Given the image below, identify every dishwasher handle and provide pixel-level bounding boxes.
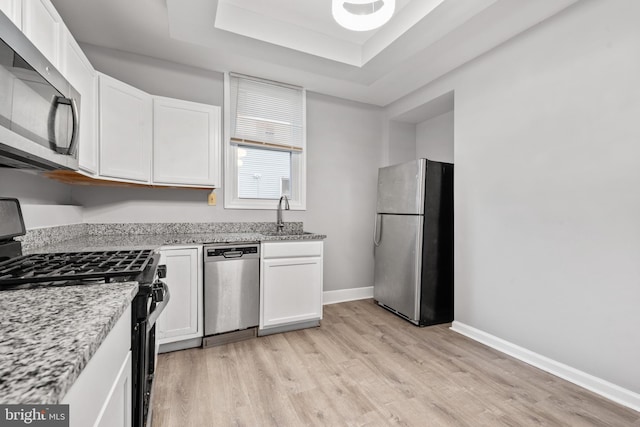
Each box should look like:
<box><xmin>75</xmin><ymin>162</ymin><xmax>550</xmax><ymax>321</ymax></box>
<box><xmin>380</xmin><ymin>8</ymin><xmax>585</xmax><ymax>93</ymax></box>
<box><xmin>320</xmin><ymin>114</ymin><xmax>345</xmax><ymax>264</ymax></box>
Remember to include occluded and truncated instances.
<box><xmin>223</xmin><ymin>251</ymin><xmax>243</xmax><ymax>258</ymax></box>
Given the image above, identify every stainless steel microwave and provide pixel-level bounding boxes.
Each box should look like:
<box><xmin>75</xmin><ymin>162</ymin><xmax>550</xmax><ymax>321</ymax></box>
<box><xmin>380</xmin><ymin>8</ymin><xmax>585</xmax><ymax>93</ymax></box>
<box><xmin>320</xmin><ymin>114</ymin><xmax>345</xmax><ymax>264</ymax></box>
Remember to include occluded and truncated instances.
<box><xmin>0</xmin><ymin>11</ymin><xmax>80</xmax><ymax>170</ymax></box>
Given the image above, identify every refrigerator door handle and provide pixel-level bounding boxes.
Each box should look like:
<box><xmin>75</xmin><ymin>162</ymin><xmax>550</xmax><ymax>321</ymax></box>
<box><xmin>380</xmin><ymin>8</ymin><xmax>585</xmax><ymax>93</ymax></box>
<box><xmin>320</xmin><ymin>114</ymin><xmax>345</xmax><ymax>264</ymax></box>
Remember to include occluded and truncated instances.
<box><xmin>373</xmin><ymin>214</ymin><xmax>382</xmax><ymax>247</ymax></box>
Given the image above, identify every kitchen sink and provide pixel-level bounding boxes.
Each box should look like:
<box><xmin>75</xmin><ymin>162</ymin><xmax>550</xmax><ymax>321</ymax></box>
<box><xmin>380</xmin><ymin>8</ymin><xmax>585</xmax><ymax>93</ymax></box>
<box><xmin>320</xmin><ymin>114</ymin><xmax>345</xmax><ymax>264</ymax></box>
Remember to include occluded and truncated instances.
<box><xmin>261</xmin><ymin>231</ymin><xmax>314</xmax><ymax>237</ymax></box>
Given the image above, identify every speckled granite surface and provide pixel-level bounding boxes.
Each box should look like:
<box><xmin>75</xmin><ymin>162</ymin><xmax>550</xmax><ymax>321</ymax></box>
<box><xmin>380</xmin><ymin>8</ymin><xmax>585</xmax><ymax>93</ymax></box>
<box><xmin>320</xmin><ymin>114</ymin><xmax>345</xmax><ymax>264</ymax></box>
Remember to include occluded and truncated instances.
<box><xmin>0</xmin><ymin>282</ymin><xmax>138</xmax><ymax>404</ymax></box>
<box><xmin>18</xmin><ymin>223</ymin><xmax>88</xmax><ymax>252</ymax></box>
<box><xmin>88</xmin><ymin>222</ymin><xmax>304</xmax><ymax>235</ymax></box>
<box><xmin>27</xmin><ymin>231</ymin><xmax>326</xmax><ymax>254</ymax></box>
<box><xmin>24</xmin><ymin>223</ymin><xmax>325</xmax><ymax>254</ymax></box>
<box><xmin>19</xmin><ymin>222</ymin><xmax>323</xmax><ymax>253</ymax></box>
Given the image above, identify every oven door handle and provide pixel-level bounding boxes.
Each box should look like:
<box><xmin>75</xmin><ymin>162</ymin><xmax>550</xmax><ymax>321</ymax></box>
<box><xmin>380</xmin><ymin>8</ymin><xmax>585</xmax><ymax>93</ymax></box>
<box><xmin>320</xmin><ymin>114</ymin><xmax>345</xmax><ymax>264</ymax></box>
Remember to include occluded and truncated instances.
<box><xmin>146</xmin><ymin>281</ymin><xmax>170</xmax><ymax>332</ymax></box>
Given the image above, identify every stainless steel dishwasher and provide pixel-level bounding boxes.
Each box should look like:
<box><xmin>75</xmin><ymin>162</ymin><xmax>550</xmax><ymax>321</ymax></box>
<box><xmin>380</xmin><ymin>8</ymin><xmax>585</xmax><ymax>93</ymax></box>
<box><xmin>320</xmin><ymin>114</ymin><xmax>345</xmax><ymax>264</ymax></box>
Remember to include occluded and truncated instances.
<box><xmin>203</xmin><ymin>243</ymin><xmax>260</xmax><ymax>347</ymax></box>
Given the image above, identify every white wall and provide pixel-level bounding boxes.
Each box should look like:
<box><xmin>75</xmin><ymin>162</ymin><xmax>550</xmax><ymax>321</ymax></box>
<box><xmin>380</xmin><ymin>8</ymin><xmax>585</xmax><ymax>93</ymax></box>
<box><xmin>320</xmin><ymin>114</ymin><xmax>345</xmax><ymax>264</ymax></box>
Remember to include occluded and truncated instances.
<box><xmin>81</xmin><ymin>43</ymin><xmax>224</xmax><ymax>106</ymax></box>
<box><xmin>72</xmin><ymin>46</ymin><xmax>383</xmax><ymax>292</ymax></box>
<box><xmin>305</xmin><ymin>93</ymin><xmax>382</xmax><ymax>292</ymax></box>
<box><xmin>386</xmin><ymin>120</ymin><xmax>416</xmax><ymax>166</ymax></box>
<box><xmin>388</xmin><ymin>0</ymin><xmax>640</xmax><ymax>397</ymax></box>
<box><xmin>0</xmin><ymin>169</ymin><xmax>82</xmax><ymax>229</ymax></box>
<box><xmin>416</xmin><ymin>110</ymin><xmax>454</xmax><ymax>163</ymax></box>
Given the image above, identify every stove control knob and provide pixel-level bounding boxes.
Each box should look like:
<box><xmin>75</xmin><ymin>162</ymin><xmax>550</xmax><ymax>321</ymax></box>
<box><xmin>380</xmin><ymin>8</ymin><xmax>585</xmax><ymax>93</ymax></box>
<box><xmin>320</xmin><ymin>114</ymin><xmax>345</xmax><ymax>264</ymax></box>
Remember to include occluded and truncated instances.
<box><xmin>153</xmin><ymin>287</ymin><xmax>164</xmax><ymax>302</ymax></box>
<box><xmin>157</xmin><ymin>265</ymin><xmax>167</xmax><ymax>279</ymax></box>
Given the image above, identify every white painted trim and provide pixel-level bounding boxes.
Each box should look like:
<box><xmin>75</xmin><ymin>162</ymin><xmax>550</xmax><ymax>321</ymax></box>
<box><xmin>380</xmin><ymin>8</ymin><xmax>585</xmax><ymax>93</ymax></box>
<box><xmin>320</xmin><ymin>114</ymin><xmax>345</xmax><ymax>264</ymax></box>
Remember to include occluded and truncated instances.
<box><xmin>451</xmin><ymin>321</ymin><xmax>640</xmax><ymax>412</ymax></box>
<box><xmin>323</xmin><ymin>286</ymin><xmax>373</xmax><ymax>305</ymax></box>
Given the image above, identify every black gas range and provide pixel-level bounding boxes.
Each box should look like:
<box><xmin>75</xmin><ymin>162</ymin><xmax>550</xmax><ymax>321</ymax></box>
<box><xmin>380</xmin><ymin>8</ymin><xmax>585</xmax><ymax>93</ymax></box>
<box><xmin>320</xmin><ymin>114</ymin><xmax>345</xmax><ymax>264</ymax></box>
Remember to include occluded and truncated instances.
<box><xmin>0</xmin><ymin>249</ymin><xmax>157</xmax><ymax>287</ymax></box>
<box><xmin>0</xmin><ymin>198</ymin><xmax>169</xmax><ymax>427</ymax></box>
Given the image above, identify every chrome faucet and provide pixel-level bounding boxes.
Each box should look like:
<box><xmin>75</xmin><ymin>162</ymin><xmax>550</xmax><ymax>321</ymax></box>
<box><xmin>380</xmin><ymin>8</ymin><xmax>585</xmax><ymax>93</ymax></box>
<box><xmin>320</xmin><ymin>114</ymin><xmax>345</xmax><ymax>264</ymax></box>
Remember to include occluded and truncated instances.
<box><xmin>276</xmin><ymin>195</ymin><xmax>290</xmax><ymax>232</ymax></box>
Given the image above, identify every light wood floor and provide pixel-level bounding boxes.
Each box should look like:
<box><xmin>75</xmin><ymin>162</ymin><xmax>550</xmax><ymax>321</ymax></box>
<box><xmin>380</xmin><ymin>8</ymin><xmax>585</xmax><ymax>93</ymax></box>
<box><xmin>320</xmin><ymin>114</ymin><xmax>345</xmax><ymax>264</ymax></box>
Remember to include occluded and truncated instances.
<box><xmin>153</xmin><ymin>299</ymin><xmax>639</xmax><ymax>426</ymax></box>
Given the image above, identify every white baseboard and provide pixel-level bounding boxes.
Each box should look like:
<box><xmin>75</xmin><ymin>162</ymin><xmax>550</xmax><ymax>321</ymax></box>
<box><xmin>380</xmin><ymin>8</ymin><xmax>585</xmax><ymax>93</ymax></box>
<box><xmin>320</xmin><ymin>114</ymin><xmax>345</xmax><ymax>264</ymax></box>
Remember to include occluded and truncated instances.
<box><xmin>323</xmin><ymin>286</ymin><xmax>373</xmax><ymax>305</ymax></box>
<box><xmin>451</xmin><ymin>321</ymin><xmax>640</xmax><ymax>412</ymax></box>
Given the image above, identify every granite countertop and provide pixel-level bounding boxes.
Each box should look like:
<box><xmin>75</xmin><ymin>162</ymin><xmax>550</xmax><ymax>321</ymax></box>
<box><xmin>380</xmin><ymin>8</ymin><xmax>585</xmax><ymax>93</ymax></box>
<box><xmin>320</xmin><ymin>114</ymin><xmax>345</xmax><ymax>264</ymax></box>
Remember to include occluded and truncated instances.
<box><xmin>27</xmin><ymin>231</ymin><xmax>327</xmax><ymax>254</ymax></box>
<box><xmin>3</xmin><ymin>222</ymin><xmax>325</xmax><ymax>404</ymax></box>
<box><xmin>0</xmin><ymin>282</ymin><xmax>138</xmax><ymax>404</ymax></box>
<box><xmin>18</xmin><ymin>222</ymin><xmax>326</xmax><ymax>254</ymax></box>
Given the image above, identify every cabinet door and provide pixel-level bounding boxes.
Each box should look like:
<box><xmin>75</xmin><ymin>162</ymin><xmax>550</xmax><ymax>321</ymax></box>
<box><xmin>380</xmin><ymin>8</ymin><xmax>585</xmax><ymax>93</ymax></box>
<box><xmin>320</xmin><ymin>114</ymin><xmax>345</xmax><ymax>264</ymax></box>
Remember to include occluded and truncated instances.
<box><xmin>261</xmin><ymin>257</ymin><xmax>323</xmax><ymax>328</ymax></box>
<box><xmin>62</xmin><ymin>306</ymin><xmax>131</xmax><ymax>427</ymax></box>
<box><xmin>157</xmin><ymin>248</ymin><xmax>201</xmax><ymax>343</ymax></box>
<box><xmin>96</xmin><ymin>352</ymin><xmax>132</xmax><ymax>427</ymax></box>
<box><xmin>61</xmin><ymin>27</ymin><xmax>98</xmax><ymax>174</ymax></box>
<box><xmin>153</xmin><ymin>97</ymin><xmax>220</xmax><ymax>187</ymax></box>
<box><xmin>0</xmin><ymin>0</ymin><xmax>21</xmax><ymax>28</ymax></box>
<box><xmin>21</xmin><ymin>0</ymin><xmax>61</xmax><ymax>67</ymax></box>
<box><xmin>99</xmin><ymin>73</ymin><xmax>152</xmax><ymax>182</ymax></box>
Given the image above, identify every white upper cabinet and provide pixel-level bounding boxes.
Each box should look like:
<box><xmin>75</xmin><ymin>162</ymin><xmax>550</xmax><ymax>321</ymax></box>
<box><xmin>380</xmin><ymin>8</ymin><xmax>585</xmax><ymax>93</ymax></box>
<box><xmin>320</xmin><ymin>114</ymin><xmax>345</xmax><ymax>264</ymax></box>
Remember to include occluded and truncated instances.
<box><xmin>9</xmin><ymin>0</ymin><xmax>222</xmax><ymax>186</ymax></box>
<box><xmin>21</xmin><ymin>0</ymin><xmax>62</xmax><ymax>67</ymax></box>
<box><xmin>0</xmin><ymin>0</ymin><xmax>21</xmax><ymax>29</ymax></box>
<box><xmin>61</xmin><ymin>27</ymin><xmax>98</xmax><ymax>175</ymax></box>
<box><xmin>98</xmin><ymin>72</ymin><xmax>152</xmax><ymax>183</ymax></box>
<box><xmin>153</xmin><ymin>97</ymin><xmax>221</xmax><ymax>187</ymax></box>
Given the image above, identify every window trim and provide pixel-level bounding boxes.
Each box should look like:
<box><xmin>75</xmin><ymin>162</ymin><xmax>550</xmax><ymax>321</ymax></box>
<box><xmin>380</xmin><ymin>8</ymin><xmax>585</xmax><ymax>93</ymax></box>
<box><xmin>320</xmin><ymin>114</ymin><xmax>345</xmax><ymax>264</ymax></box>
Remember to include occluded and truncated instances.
<box><xmin>223</xmin><ymin>72</ymin><xmax>306</xmax><ymax>210</ymax></box>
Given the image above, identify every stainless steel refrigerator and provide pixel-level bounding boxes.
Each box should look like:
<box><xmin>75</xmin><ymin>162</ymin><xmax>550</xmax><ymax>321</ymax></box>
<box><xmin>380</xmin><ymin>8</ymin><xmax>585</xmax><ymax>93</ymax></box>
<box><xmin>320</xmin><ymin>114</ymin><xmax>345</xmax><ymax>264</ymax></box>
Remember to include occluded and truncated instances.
<box><xmin>373</xmin><ymin>158</ymin><xmax>454</xmax><ymax>326</ymax></box>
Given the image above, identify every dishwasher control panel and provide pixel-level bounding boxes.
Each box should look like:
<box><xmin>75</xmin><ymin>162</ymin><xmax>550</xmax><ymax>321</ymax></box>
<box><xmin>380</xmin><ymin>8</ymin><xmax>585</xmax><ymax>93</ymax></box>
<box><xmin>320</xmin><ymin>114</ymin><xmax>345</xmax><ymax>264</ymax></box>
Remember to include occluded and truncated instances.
<box><xmin>204</xmin><ymin>244</ymin><xmax>260</xmax><ymax>260</ymax></box>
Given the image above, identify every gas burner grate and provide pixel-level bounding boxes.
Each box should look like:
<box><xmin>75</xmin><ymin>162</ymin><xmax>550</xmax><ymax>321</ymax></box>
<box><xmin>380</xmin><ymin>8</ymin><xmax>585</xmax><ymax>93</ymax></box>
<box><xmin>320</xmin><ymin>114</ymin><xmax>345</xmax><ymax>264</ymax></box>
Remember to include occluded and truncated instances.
<box><xmin>0</xmin><ymin>249</ymin><xmax>155</xmax><ymax>286</ymax></box>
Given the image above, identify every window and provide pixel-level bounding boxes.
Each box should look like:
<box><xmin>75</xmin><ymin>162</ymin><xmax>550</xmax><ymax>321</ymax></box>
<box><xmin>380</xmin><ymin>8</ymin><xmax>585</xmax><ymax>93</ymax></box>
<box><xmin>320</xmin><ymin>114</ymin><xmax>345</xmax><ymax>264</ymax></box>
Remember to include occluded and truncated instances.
<box><xmin>224</xmin><ymin>73</ymin><xmax>306</xmax><ymax>209</ymax></box>
<box><xmin>237</xmin><ymin>146</ymin><xmax>291</xmax><ymax>199</ymax></box>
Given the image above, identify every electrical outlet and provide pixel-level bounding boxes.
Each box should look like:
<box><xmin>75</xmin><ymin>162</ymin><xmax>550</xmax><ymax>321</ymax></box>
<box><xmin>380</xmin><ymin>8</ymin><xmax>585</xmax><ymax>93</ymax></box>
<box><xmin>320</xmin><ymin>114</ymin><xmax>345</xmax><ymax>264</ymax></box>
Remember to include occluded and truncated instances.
<box><xmin>207</xmin><ymin>191</ymin><xmax>216</xmax><ymax>206</ymax></box>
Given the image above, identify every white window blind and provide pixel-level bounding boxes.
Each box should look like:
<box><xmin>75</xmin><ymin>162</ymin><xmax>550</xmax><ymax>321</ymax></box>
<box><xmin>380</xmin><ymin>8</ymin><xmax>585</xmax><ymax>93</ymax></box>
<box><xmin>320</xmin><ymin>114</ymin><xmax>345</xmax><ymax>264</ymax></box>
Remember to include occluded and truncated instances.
<box><xmin>230</xmin><ymin>74</ymin><xmax>304</xmax><ymax>152</ymax></box>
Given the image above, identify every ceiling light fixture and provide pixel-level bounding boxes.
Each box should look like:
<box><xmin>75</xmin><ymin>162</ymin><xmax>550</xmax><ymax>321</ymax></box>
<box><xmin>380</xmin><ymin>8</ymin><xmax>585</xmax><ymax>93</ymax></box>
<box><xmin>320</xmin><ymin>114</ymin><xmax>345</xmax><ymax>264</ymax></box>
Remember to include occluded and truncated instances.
<box><xmin>332</xmin><ymin>0</ymin><xmax>396</xmax><ymax>32</ymax></box>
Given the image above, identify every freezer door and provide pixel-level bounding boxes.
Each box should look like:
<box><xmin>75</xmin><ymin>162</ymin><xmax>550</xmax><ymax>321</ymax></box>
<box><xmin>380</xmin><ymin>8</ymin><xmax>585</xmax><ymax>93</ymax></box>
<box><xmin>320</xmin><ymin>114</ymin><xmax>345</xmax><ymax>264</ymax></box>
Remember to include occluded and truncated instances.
<box><xmin>376</xmin><ymin>159</ymin><xmax>426</xmax><ymax>214</ymax></box>
<box><xmin>373</xmin><ymin>214</ymin><xmax>423</xmax><ymax>323</ymax></box>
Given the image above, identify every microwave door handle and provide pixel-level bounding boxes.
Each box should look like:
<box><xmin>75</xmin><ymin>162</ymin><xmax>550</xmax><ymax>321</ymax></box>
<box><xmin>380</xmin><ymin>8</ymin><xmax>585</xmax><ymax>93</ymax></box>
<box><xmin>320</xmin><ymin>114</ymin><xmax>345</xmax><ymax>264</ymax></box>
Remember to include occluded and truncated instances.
<box><xmin>67</xmin><ymin>97</ymin><xmax>79</xmax><ymax>156</ymax></box>
<box><xmin>49</xmin><ymin>96</ymin><xmax>79</xmax><ymax>155</ymax></box>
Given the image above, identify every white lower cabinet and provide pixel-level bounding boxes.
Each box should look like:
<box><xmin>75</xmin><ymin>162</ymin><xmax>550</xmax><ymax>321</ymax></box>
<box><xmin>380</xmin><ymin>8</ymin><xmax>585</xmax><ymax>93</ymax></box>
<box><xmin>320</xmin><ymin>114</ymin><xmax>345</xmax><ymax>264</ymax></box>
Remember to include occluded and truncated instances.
<box><xmin>260</xmin><ymin>241</ymin><xmax>323</xmax><ymax>332</ymax></box>
<box><xmin>62</xmin><ymin>306</ymin><xmax>131</xmax><ymax>427</ymax></box>
<box><xmin>157</xmin><ymin>247</ymin><xmax>202</xmax><ymax>346</ymax></box>
<box><xmin>96</xmin><ymin>352</ymin><xmax>132</xmax><ymax>427</ymax></box>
